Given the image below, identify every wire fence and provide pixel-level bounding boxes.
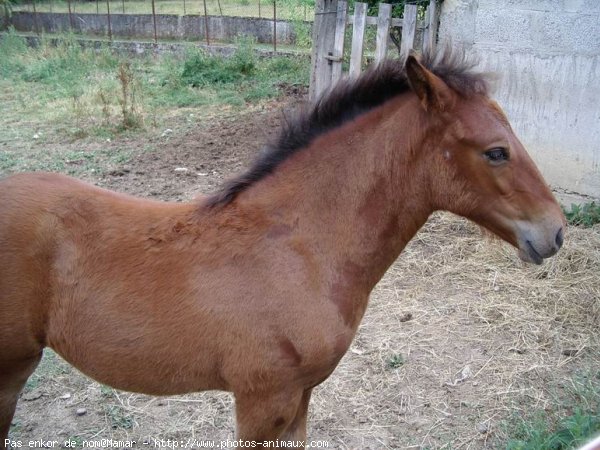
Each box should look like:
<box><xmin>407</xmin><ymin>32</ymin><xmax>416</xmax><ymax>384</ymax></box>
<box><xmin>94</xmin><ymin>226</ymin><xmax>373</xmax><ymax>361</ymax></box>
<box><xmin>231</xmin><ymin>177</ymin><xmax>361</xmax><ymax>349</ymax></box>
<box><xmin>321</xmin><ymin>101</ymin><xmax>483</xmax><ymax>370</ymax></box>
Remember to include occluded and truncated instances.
<box><xmin>12</xmin><ymin>0</ymin><xmax>432</xmax><ymax>53</ymax></box>
<box><xmin>14</xmin><ymin>0</ymin><xmax>315</xmax><ymax>51</ymax></box>
<box><xmin>16</xmin><ymin>0</ymin><xmax>314</xmax><ymax>20</ymax></box>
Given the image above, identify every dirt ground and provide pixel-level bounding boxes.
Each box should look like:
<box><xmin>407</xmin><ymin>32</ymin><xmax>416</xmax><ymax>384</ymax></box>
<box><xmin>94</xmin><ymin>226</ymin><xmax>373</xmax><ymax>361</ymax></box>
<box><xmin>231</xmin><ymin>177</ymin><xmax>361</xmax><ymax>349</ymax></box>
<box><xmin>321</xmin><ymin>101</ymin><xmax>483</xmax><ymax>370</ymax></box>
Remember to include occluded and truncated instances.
<box><xmin>6</xmin><ymin>96</ymin><xmax>600</xmax><ymax>450</ymax></box>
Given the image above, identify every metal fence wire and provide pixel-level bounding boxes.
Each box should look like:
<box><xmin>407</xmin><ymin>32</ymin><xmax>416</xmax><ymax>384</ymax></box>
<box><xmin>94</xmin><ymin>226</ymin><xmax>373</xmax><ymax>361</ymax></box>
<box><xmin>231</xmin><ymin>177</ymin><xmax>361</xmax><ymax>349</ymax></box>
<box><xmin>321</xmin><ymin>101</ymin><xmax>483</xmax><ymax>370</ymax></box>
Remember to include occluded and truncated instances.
<box><xmin>19</xmin><ymin>0</ymin><xmax>317</xmax><ymax>51</ymax></box>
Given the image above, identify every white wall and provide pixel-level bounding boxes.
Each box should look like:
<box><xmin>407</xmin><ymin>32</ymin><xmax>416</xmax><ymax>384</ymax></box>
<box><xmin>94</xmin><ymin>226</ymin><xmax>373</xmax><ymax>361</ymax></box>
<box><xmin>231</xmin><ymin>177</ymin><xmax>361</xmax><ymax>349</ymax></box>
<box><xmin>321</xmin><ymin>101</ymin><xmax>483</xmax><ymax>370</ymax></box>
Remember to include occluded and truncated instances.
<box><xmin>439</xmin><ymin>0</ymin><xmax>600</xmax><ymax>199</ymax></box>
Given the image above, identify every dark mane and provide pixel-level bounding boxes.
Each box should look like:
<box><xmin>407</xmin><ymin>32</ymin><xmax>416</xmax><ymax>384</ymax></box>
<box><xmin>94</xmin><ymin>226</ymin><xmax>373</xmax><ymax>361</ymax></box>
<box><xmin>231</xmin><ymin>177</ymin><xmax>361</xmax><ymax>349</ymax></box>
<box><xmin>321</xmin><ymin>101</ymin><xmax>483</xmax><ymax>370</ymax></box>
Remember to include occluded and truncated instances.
<box><xmin>206</xmin><ymin>48</ymin><xmax>489</xmax><ymax>207</ymax></box>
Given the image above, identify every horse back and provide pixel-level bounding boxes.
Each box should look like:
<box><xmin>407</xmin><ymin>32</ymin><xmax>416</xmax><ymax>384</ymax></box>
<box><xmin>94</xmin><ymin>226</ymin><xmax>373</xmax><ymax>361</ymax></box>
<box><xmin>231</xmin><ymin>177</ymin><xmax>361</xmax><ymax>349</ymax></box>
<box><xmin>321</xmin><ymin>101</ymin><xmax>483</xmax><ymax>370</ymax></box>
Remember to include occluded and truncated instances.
<box><xmin>0</xmin><ymin>172</ymin><xmax>185</xmax><ymax>359</ymax></box>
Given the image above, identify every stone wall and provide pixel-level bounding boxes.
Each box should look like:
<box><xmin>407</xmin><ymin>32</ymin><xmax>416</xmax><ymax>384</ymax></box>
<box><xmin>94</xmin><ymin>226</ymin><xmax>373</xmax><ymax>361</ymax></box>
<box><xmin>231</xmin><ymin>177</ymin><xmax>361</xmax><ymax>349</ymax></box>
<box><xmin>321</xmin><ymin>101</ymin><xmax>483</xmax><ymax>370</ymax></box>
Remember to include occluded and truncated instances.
<box><xmin>13</xmin><ymin>34</ymin><xmax>303</xmax><ymax>58</ymax></box>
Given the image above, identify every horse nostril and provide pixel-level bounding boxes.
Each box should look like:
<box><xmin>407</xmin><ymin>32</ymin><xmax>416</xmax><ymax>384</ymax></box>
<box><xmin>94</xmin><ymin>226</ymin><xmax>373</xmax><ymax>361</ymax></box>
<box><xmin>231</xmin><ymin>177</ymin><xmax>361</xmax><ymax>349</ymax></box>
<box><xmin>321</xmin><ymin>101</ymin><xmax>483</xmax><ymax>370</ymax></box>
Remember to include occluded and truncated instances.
<box><xmin>555</xmin><ymin>228</ymin><xmax>564</xmax><ymax>249</ymax></box>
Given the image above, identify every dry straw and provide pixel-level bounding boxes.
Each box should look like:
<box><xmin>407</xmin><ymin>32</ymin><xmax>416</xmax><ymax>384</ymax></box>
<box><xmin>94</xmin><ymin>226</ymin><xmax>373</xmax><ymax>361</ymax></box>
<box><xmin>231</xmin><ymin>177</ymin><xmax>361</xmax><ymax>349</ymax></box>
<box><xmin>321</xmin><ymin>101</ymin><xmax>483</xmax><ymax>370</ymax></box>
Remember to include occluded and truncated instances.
<box><xmin>310</xmin><ymin>212</ymin><xmax>600</xmax><ymax>448</ymax></box>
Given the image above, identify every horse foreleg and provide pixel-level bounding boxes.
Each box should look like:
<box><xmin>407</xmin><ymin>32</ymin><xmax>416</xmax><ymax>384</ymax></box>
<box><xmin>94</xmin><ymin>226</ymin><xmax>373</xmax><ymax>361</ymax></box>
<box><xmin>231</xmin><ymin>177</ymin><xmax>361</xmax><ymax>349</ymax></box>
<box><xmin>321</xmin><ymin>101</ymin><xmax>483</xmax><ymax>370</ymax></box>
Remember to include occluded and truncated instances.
<box><xmin>280</xmin><ymin>388</ymin><xmax>312</xmax><ymax>444</ymax></box>
<box><xmin>234</xmin><ymin>388</ymin><xmax>304</xmax><ymax>448</ymax></box>
<box><xmin>0</xmin><ymin>353</ymin><xmax>42</xmax><ymax>446</ymax></box>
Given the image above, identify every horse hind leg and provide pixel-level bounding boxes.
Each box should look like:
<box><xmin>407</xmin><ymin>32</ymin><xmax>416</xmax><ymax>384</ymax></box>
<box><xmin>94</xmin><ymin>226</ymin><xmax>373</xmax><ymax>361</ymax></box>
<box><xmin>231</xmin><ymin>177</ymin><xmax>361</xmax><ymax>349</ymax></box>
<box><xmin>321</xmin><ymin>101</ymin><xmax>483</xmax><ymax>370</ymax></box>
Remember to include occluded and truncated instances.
<box><xmin>0</xmin><ymin>353</ymin><xmax>42</xmax><ymax>445</ymax></box>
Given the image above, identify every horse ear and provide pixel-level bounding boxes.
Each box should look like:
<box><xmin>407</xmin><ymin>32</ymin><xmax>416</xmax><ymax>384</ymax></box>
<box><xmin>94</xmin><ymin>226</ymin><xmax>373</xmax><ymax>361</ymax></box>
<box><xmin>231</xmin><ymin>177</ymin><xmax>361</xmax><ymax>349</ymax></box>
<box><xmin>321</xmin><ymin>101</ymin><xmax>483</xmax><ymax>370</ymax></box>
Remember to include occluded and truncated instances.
<box><xmin>405</xmin><ymin>53</ymin><xmax>455</xmax><ymax>112</ymax></box>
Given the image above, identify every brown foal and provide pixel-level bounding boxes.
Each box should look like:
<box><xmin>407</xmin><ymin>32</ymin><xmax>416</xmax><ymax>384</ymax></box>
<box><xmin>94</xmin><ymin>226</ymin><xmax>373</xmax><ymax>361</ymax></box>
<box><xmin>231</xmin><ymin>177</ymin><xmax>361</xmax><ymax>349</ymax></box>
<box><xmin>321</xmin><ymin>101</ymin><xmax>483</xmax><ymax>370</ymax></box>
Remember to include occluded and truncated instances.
<box><xmin>0</xmin><ymin>50</ymin><xmax>565</xmax><ymax>447</ymax></box>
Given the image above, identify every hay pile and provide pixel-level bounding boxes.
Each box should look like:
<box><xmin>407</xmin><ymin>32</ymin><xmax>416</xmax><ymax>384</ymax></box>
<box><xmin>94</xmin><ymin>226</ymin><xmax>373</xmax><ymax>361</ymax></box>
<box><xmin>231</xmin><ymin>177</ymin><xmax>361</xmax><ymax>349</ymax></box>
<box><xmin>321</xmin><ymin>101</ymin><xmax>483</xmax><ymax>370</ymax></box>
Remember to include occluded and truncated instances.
<box><xmin>310</xmin><ymin>212</ymin><xmax>600</xmax><ymax>449</ymax></box>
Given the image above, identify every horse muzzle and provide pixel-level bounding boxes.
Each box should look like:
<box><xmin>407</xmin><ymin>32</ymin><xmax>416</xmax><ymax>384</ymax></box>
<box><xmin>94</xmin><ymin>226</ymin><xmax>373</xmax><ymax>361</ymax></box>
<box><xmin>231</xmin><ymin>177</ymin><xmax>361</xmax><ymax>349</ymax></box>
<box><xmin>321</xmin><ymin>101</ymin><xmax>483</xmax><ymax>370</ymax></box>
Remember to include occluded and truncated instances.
<box><xmin>516</xmin><ymin>222</ymin><xmax>564</xmax><ymax>265</ymax></box>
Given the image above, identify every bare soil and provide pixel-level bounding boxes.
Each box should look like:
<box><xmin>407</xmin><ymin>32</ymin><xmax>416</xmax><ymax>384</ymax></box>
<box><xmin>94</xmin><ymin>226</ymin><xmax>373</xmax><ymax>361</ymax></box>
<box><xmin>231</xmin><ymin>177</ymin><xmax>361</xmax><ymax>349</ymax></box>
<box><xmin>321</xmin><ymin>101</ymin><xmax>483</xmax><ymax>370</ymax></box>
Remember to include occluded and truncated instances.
<box><xmin>7</xmin><ymin>98</ymin><xmax>600</xmax><ymax>450</ymax></box>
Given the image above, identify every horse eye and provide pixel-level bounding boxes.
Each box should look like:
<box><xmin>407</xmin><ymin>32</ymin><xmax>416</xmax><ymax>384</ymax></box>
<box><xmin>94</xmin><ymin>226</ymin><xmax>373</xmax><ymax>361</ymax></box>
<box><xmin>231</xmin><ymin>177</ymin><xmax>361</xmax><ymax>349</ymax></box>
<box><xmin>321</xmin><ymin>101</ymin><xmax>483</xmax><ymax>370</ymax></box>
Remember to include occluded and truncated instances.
<box><xmin>484</xmin><ymin>147</ymin><xmax>509</xmax><ymax>165</ymax></box>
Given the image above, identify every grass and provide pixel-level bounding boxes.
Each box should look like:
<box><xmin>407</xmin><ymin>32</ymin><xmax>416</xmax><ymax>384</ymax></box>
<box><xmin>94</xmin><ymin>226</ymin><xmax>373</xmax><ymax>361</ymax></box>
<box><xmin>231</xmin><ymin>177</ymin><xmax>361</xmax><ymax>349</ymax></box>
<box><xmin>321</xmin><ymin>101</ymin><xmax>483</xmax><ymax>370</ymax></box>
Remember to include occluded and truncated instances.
<box><xmin>506</xmin><ymin>410</ymin><xmax>600</xmax><ymax>450</ymax></box>
<box><xmin>0</xmin><ymin>30</ymin><xmax>308</xmax><ymax>174</ymax></box>
<box><xmin>105</xmin><ymin>405</ymin><xmax>135</xmax><ymax>429</ymax></box>
<box><xmin>503</xmin><ymin>371</ymin><xmax>600</xmax><ymax>449</ymax></box>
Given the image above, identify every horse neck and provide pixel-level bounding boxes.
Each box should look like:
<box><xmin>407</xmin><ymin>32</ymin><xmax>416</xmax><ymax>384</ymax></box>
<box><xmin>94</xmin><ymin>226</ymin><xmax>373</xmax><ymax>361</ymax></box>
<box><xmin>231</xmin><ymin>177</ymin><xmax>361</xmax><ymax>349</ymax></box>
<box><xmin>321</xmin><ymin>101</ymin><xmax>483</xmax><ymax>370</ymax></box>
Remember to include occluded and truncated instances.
<box><xmin>238</xmin><ymin>94</ymin><xmax>435</xmax><ymax>317</ymax></box>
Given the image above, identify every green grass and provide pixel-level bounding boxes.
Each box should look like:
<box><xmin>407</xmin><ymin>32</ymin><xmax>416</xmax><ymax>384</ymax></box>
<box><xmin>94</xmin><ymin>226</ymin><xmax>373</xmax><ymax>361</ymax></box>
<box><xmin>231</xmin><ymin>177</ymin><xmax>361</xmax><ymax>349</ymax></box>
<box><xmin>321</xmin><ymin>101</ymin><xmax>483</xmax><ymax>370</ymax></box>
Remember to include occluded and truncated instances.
<box><xmin>505</xmin><ymin>409</ymin><xmax>600</xmax><ymax>450</ymax></box>
<box><xmin>0</xmin><ymin>30</ymin><xmax>308</xmax><ymax>107</ymax></box>
<box><xmin>170</xmin><ymin>38</ymin><xmax>308</xmax><ymax>104</ymax></box>
<box><xmin>0</xmin><ymin>30</ymin><xmax>308</xmax><ymax>173</ymax></box>
<box><xmin>563</xmin><ymin>202</ymin><xmax>600</xmax><ymax>228</ymax></box>
<box><xmin>502</xmin><ymin>371</ymin><xmax>600</xmax><ymax>450</ymax></box>
<box><xmin>104</xmin><ymin>405</ymin><xmax>135</xmax><ymax>429</ymax></box>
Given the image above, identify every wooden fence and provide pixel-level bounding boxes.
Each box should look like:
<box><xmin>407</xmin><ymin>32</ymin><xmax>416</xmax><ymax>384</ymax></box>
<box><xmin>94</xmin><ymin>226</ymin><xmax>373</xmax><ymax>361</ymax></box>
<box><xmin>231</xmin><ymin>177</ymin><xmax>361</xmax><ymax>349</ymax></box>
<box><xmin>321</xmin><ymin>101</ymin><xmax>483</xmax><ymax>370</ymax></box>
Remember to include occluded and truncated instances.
<box><xmin>309</xmin><ymin>0</ymin><xmax>439</xmax><ymax>100</ymax></box>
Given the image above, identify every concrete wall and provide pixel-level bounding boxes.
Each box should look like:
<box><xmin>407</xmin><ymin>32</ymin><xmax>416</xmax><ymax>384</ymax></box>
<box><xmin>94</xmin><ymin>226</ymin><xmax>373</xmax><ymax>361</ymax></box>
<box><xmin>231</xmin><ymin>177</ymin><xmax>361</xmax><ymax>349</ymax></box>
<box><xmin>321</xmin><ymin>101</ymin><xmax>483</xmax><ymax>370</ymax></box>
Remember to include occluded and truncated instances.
<box><xmin>439</xmin><ymin>0</ymin><xmax>600</xmax><ymax>199</ymax></box>
<box><xmin>10</xmin><ymin>11</ymin><xmax>303</xmax><ymax>45</ymax></box>
<box><xmin>14</xmin><ymin>34</ymin><xmax>304</xmax><ymax>58</ymax></box>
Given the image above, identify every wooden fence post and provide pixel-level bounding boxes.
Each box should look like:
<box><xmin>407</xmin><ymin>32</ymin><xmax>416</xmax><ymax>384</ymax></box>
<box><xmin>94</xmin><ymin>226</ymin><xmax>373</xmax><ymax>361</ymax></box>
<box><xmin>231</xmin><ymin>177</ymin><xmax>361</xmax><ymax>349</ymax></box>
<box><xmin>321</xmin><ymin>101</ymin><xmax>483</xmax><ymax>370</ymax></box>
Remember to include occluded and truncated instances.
<box><xmin>423</xmin><ymin>0</ymin><xmax>438</xmax><ymax>55</ymax></box>
<box><xmin>32</xmin><ymin>0</ymin><xmax>40</xmax><ymax>35</ymax></box>
<box><xmin>375</xmin><ymin>2</ymin><xmax>391</xmax><ymax>64</ymax></box>
<box><xmin>310</xmin><ymin>0</ymin><xmax>428</xmax><ymax>96</ymax></box>
<box><xmin>330</xmin><ymin>0</ymin><xmax>347</xmax><ymax>86</ymax></box>
<box><xmin>106</xmin><ymin>0</ymin><xmax>112</xmax><ymax>40</ymax></box>
<box><xmin>202</xmin><ymin>0</ymin><xmax>210</xmax><ymax>45</ymax></box>
<box><xmin>348</xmin><ymin>2</ymin><xmax>367</xmax><ymax>78</ymax></box>
<box><xmin>309</xmin><ymin>0</ymin><xmax>338</xmax><ymax>101</ymax></box>
<box><xmin>67</xmin><ymin>0</ymin><xmax>73</xmax><ymax>30</ymax></box>
<box><xmin>399</xmin><ymin>3</ymin><xmax>417</xmax><ymax>61</ymax></box>
<box><xmin>151</xmin><ymin>0</ymin><xmax>158</xmax><ymax>43</ymax></box>
<box><xmin>273</xmin><ymin>0</ymin><xmax>276</xmax><ymax>52</ymax></box>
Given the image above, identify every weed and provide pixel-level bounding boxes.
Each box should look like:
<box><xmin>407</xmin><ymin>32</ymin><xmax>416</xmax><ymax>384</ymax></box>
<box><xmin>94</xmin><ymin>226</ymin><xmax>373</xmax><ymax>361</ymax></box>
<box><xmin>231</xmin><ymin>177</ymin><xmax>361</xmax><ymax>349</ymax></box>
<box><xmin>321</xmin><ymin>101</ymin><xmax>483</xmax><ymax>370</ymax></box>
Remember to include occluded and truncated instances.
<box><xmin>97</xmin><ymin>89</ymin><xmax>111</xmax><ymax>125</ymax></box>
<box><xmin>105</xmin><ymin>405</ymin><xmax>134</xmax><ymax>430</ymax></box>
<box><xmin>387</xmin><ymin>353</ymin><xmax>405</xmax><ymax>369</ymax></box>
<box><xmin>181</xmin><ymin>42</ymin><xmax>257</xmax><ymax>87</ymax></box>
<box><xmin>117</xmin><ymin>62</ymin><xmax>143</xmax><ymax>130</ymax></box>
<box><xmin>229</xmin><ymin>37</ymin><xmax>257</xmax><ymax>75</ymax></box>
<box><xmin>100</xmin><ymin>385</ymin><xmax>115</xmax><ymax>398</ymax></box>
<box><xmin>71</xmin><ymin>93</ymin><xmax>89</xmax><ymax>138</ymax></box>
<box><xmin>563</xmin><ymin>202</ymin><xmax>600</xmax><ymax>227</ymax></box>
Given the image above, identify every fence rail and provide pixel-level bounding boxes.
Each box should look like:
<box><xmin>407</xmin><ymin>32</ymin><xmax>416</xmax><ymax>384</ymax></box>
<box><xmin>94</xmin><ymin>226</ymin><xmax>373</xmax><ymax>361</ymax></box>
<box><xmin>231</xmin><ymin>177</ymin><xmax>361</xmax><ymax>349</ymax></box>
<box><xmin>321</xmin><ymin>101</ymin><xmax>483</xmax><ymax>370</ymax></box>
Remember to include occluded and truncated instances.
<box><xmin>309</xmin><ymin>0</ymin><xmax>439</xmax><ymax>100</ymax></box>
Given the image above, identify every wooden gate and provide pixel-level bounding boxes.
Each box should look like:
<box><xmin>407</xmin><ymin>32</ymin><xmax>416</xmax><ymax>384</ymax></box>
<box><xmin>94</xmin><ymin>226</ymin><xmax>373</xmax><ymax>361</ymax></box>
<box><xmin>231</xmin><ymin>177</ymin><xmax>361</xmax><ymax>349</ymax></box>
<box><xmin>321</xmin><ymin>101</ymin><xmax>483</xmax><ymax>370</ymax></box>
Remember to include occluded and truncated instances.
<box><xmin>309</xmin><ymin>0</ymin><xmax>439</xmax><ymax>100</ymax></box>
